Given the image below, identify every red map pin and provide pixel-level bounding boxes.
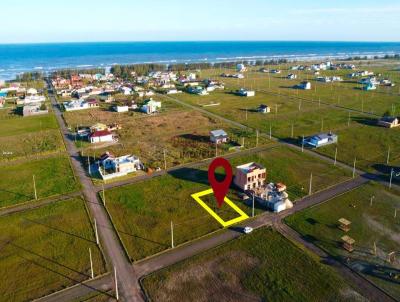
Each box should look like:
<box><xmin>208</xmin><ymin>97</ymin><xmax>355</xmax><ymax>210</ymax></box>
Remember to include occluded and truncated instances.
<box><xmin>208</xmin><ymin>157</ymin><xmax>233</xmax><ymax>208</ymax></box>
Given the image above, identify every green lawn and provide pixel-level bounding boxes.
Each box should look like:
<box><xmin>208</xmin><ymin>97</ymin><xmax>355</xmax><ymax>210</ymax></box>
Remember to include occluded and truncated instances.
<box><xmin>0</xmin><ymin>198</ymin><xmax>106</xmax><ymax>302</ymax></box>
<box><xmin>142</xmin><ymin>227</ymin><xmax>363</xmax><ymax>302</ymax></box>
<box><xmin>0</xmin><ymin>113</ymin><xmax>59</xmax><ymax>137</ymax></box>
<box><xmin>104</xmin><ymin>146</ymin><xmax>351</xmax><ymax>261</ymax></box>
<box><xmin>285</xmin><ymin>182</ymin><xmax>400</xmax><ymax>298</ymax></box>
<box><xmin>0</xmin><ymin>155</ymin><xmax>79</xmax><ymax>208</ymax></box>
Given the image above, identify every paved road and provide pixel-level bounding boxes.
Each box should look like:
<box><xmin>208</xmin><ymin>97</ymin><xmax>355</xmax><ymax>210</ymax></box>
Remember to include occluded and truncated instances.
<box><xmin>48</xmin><ymin>84</ymin><xmax>145</xmax><ymax>302</ymax></box>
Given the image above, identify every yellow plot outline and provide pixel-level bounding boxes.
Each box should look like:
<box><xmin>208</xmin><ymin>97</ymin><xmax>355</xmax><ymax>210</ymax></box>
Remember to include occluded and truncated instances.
<box><xmin>191</xmin><ymin>189</ymin><xmax>249</xmax><ymax>227</ymax></box>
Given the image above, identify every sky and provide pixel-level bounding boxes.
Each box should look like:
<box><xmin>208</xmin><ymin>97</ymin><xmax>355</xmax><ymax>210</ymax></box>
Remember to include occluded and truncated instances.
<box><xmin>1</xmin><ymin>0</ymin><xmax>399</xmax><ymax>43</ymax></box>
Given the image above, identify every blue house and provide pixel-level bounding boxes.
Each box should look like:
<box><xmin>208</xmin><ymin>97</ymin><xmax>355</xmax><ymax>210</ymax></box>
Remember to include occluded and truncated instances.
<box><xmin>0</xmin><ymin>92</ymin><xmax>7</xmax><ymax>98</ymax></box>
<box><xmin>304</xmin><ymin>132</ymin><xmax>338</xmax><ymax>148</ymax></box>
<box><xmin>363</xmin><ymin>83</ymin><xmax>376</xmax><ymax>91</ymax></box>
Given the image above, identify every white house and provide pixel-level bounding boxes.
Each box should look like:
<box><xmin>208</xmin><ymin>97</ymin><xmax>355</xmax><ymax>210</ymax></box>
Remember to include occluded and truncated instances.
<box><xmin>120</xmin><ymin>86</ymin><xmax>132</xmax><ymax>95</ymax></box>
<box><xmin>141</xmin><ymin>99</ymin><xmax>161</xmax><ymax>114</ymax></box>
<box><xmin>287</xmin><ymin>74</ymin><xmax>297</xmax><ymax>80</ymax></box>
<box><xmin>237</xmin><ymin>88</ymin><xmax>255</xmax><ymax>97</ymax></box>
<box><xmin>89</xmin><ymin>130</ymin><xmax>115</xmax><ymax>144</ymax></box>
<box><xmin>166</xmin><ymin>89</ymin><xmax>181</xmax><ymax>95</ymax></box>
<box><xmin>237</xmin><ymin>64</ymin><xmax>247</xmax><ymax>72</ymax></box>
<box><xmin>114</xmin><ymin>105</ymin><xmax>129</xmax><ymax>113</ymax></box>
<box><xmin>304</xmin><ymin>132</ymin><xmax>338</xmax><ymax>148</ymax></box>
<box><xmin>258</xmin><ymin>104</ymin><xmax>271</xmax><ymax>113</ymax></box>
<box><xmin>210</xmin><ymin>129</ymin><xmax>228</xmax><ymax>144</ymax></box>
<box><xmin>98</xmin><ymin>152</ymin><xmax>143</xmax><ymax>180</ymax></box>
<box><xmin>298</xmin><ymin>81</ymin><xmax>311</xmax><ymax>90</ymax></box>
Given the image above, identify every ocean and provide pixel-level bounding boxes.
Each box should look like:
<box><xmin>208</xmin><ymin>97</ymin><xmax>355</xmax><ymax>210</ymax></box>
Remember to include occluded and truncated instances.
<box><xmin>0</xmin><ymin>41</ymin><xmax>399</xmax><ymax>80</ymax></box>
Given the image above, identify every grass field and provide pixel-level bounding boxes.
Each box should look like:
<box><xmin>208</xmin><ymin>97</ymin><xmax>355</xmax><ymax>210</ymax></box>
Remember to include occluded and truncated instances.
<box><xmin>285</xmin><ymin>182</ymin><xmax>400</xmax><ymax>298</ymax></box>
<box><xmin>142</xmin><ymin>227</ymin><xmax>363</xmax><ymax>302</ymax></box>
<box><xmin>0</xmin><ymin>197</ymin><xmax>106</xmax><ymax>302</ymax></box>
<box><xmin>104</xmin><ymin>145</ymin><xmax>351</xmax><ymax>261</ymax></box>
<box><xmin>167</xmin><ymin>64</ymin><xmax>400</xmax><ymax>179</ymax></box>
<box><xmin>0</xmin><ymin>155</ymin><xmax>79</xmax><ymax>208</ymax></box>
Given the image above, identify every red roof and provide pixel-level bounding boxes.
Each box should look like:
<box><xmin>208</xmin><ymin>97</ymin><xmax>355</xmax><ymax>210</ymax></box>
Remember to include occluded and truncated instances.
<box><xmin>90</xmin><ymin>130</ymin><xmax>112</xmax><ymax>138</ymax></box>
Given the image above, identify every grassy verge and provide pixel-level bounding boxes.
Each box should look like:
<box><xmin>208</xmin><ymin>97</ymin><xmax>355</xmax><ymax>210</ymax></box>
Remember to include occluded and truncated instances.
<box><xmin>285</xmin><ymin>182</ymin><xmax>400</xmax><ymax>298</ymax></box>
<box><xmin>142</xmin><ymin>227</ymin><xmax>363</xmax><ymax>302</ymax></box>
<box><xmin>0</xmin><ymin>155</ymin><xmax>80</xmax><ymax>208</ymax></box>
<box><xmin>0</xmin><ymin>197</ymin><xmax>106</xmax><ymax>302</ymax></box>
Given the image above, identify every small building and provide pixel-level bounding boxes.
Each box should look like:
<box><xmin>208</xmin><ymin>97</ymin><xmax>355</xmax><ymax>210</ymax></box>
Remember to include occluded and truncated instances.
<box><xmin>234</xmin><ymin>162</ymin><xmax>267</xmax><ymax>191</ymax></box>
<box><xmin>298</xmin><ymin>81</ymin><xmax>311</xmax><ymax>90</ymax></box>
<box><xmin>338</xmin><ymin>218</ymin><xmax>351</xmax><ymax>232</ymax></box>
<box><xmin>258</xmin><ymin>104</ymin><xmax>271</xmax><ymax>113</ymax></box>
<box><xmin>141</xmin><ymin>99</ymin><xmax>161</xmax><ymax>114</ymax></box>
<box><xmin>363</xmin><ymin>83</ymin><xmax>376</xmax><ymax>91</ymax></box>
<box><xmin>341</xmin><ymin>235</ymin><xmax>355</xmax><ymax>252</ymax></box>
<box><xmin>304</xmin><ymin>132</ymin><xmax>338</xmax><ymax>148</ymax></box>
<box><xmin>89</xmin><ymin>130</ymin><xmax>115</xmax><ymax>144</ymax></box>
<box><xmin>114</xmin><ymin>105</ymin><xmax>129</xmax><ymax>113</ymax></box>
<box><xmin>237</xmin><ymin>88</ymin><xmax>255</xmax><ymax>97</ymax></box>
<box><xmin>188</xmin><ymin>86</ymin><xmax>209</xmax><ymax>96</ymax></box>
<box><xmin>23</xmin><ymin>104</ymin><xmax>48</xmax><ymax>117</ymax></box>
<box><xmin>210</xmin><ymin>129</ymin><xmax>228</xmax><ymax>144</ymax></box>
<box><xmin>237</xmin><ymin>64</ymin><xmax>247</xmax><ymax>72</ymax></box>
<box><xmin>261</xmin><ymin>183</ymin><xmax>293</xmax><ymax>213</ymax></box>
<box><xmin>377</xmin><ymin>116</ymin><xmax>399</xmax><ymax>128</ymax></box>
<box><xmin>287</xmin><ymin>73</ymin><xmax>297</xmax><ymax>80</ymax></box>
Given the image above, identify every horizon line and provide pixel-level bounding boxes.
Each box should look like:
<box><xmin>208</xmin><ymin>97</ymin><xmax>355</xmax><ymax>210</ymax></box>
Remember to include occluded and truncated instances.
<box><xmin>1</xmin><ymin>40</ymin><xmax>400</xmax><ymax>46</ymax></box>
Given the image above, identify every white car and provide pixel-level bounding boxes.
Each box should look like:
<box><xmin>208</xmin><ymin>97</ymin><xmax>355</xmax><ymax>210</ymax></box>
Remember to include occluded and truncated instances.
<box><xmin>243</xmin><ymin>226</ymin><xmax>253</xmax><ymax>234</ymax></box>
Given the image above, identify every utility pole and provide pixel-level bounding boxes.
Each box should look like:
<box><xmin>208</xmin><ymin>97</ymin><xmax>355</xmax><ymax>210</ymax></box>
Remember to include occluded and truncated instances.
<box><xmin>245</xmin><ymin>108</ymin><xmax>248</xmax><ymax>120</ymax></box>
<box><xmin>321</xmin><ymin>119</ymin><xmax>324</xmax><ymax>132</ymax></box>
<box><xmin>334</xmin><ymin>147</ymin><xmax>338</xmax><ymax>166</ymax></box>
<box><xmin>102</xmin><ymin>184</ymin><xmax>106</xmax><ymax>207</ymax></box>
<box><xmin>171</xmin><ymin>221</ymin><xmax>174</xmax><ymax>248</ymax></box>
<box><xmin>347</xmin><ymin>112</ymin><xmax>351</xmax><ymax>127</ymax></box>
<box><xmin>33</xmin><ymin>175</ymin><xmax>37</xmax><ymax>200</ymax></box>
<box><xmin>88</xmin><ymin>157</ymin><xmax>91</xmax><ymax>175</ymax></box>
<box><xmin>373</xmin><ymin>241</ymin><xmax>377</xmax><ymax>256</ymax></box>
<box><xmin>94</xmin><ymin>219</ymin><xmax>99</xmax><ymax>245</ymax></box>
<box><xmin>275</xmin><ymin>103</ymin><xmax>278</xmax><ymax>115</ymax></box>
<box><xmin>370</xmin><ymin>195</ymin><xmax>375</xmax><ymax>206</ymax></box>
<box><xmin>301</xmin><ymin>135</ymin><xmax>305</xmax><ymax>152</ymax></box>
<box><xmin>291</xmin><ymin>124</ymin><xmax>294</xmax><ymax>138</ymax></box>
<box><xmin>395</xmin><ymin>208</ymin><xmax>397</xmax><ymax>218</ymax></box>
<box><xmin>389</xmin><ymin>168</ymin><xmax>394</xmax><ymax>189</ymax></box>
<box><xmin>163</xmin><ymin>149</ymin><xmax>167</xmax><ymax>170</ymax></box>
<box><xmin>114</xmin><ymin>267</ymin><xmax>119</xmax><ymax>301</ymax></box>
<box><xmin>252</xmin><ymin>193</ymin><xmax>255</xmax><ymax>217</ymax></box>
<box><xmin>256</xmin><ymin>130</ymin><xmax>259</xmax><ymax>147</ymax></box>
<box><xmin>352</xmin><ymin>158</ymin><xmax>356</xmax><ymax>178</ymax></box>
<box><xmin>309</xmin><ymin>173</ymin><xmax>313</xmax><ymax>195</ymax></box>
<box><xmin>269</xmin><ymin>124</ymin><xmax>272</xmax><ymax>139</ymax></box>
<box><xmin>387</xmin><ymin>146</ymin><xmax>390</xmax><ymax>164</ymax></box>
<box><xmin>89</xmin><ymin>248</ymin><xmax>94</xmax><ymax>279</ymax></box>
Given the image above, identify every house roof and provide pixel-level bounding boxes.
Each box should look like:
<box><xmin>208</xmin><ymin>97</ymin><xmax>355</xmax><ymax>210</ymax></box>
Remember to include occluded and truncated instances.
<box><xmin>379</xmin><ymin>116</ymin><xmax>398</xmax><ymax>123</ymax></box>
<box><xmin>311</xmin><ymin>132</ymin><xmax>337</xmax><ymax>140</ymax></box>
<box><xmin>236</xmin><ymin>162</ymin><xmax>265</xmax><ymax>173</ymax></box>
<box><xmin>90</xmin><ymin>130</ymin><xmax>112</xmax><ymax>138</ymax></box>
<box><xmin>210</xmin><ymin>129</ymin><xmax>228</xmax><ymax>137</ymax></box>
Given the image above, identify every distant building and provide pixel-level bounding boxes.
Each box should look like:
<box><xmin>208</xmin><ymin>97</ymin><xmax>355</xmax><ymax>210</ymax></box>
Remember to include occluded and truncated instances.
<box><xmin>141</xmin><ymin>99</ymin><xmax>161</xmax><ymax>114</ymax></box>
<box><xmin>237</xmin><ymin>64</ymin><xmax>247</xmax><ymax>72</ymax></box>
<box><xmin>258</xmin><ymin>104</ymin><xmax>271</xmax><ymax>113</ymax></box>
<box><xmin>237</xmin><ymin>88</ymin><xmax>255</xmax><ymax>97</ymax></box>
<box><xmin>287</xmin><ymin>73</ymin><xmax>297</xmax><ymax>80</ymax></box>
<box><xmin>63</xmin><ymin>99</ymin><xmax>99</xmax><ymax>111</ymax></box>
<box><xmin>188</xmin><ymin>86</ymin><xmax>209</xmax><ymax>96</ymax></box>
<box><xmin>210</xmin><ymin>129</ymin><xmax>228</xmax><ymax>144</ymax></box>
<box><xmin>298</xmin><ymin>81</ymin><xmax>311</xmax><ymax>90</ymax></box>
<box><xmin>304</xmin><ymin>132</ymin><xmax>338</xmax><ymax>148</ymax></box>
<box><xmin>89</xmin><ymin>130</ymin><xmax>115</xmax><ymax>144</ymax></box>
<box><xmin>377</xmin><ymin>116</ymin><xmax>399</xmax><ymax>128</ymax></box>
<box><xmin>260</xmin><ymin>183</ymin><xmax>293</xmax><ymax>213</ymax></box>
<box><xmin>114</xmin><ymin>105</ymin><xmax>129</xmax><ymax>113</ymax></box>
<box><xmin>363</xmin><ymin>83</ymin><xmax>376</xmax><ymax>91</ymax></box>
<box><xmin>23</xmin><ymin>104</ymin><xmax>48</xmax><ymax>117</ymax></box>
<box><xmin>234</xmin><ymin>162</ymin><xmax>267</xmax><ymax>191</ymax></box>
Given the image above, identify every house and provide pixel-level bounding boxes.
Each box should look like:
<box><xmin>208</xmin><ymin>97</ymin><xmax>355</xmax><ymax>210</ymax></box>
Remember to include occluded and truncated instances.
<box><xmin>363</xmin><ymin>83</ymin><xmax>376</xmax><ymax>91</ymax></box>
<box><xmin>257</xmin><ymin>104</ymin><xmax>271</xmax><ymax>113</ymax></box>
<box><xmin>188</xmin><ymin>86</ymin><xmax>209</xmax><ymax>96</ymax></box>
<box><xmin>63</xmin><ymin>99</ymin><xmax>90</xmax><ymax>111</ymax></box>
<box><xmin>114</xmin><ymin>105</ymin><xmax>129</xmax><ymax>113</ymax></box>
<box><xmin>90</xmin><ymin>123</ymin><xmax>108</xmax><ymax>132</ymax></box>
<box><xmin>260</xmin><ymin>183</ymin><xmax>293</xmax><ymax>213</ymax></box>
<box><xmin>210</xmin><ymin>129</ymin><xmax>228</xmax><ymax>144</ymax></box>
<box><xmin>304</xmin><ymin>132</ymin><xmax>338</xmax><ymax>148</ymax></box>
<box><xmin>237</xmin><ymin>88</ymin><xmax>255</xmax><ymax>97</ymax></box>
<box><xmin>166</xmin><ymin>89</ymin><xmax>181</xmax><ymax>95</ymax></box>
<box><xmin>287</xmin><ymin>73</ymin><xmax>297</xmax><ymax>80</ymax></box>
<box><xmin>89</xmin><ymin>130</ymin><xmax>115</xmax><ymax>144</ymax></box>
<box><xmin>234</xmin><ymin>162</ymin><xmax>267</xmax><ymax>191</ymax></box>
<box><xmin>98</xmin><ymin>152</ymin><xmax>143</xmax><ymax>180</ymax></box>
<box><xmin>141</xmin><ymin>99</ymin><xmax>161</xmax><ymax>114</ymax></box>
<box><xmin>23</xmin><ymin>95</ymin><xmax>46</xmax><ymax>104</ymax></box>
<box><xmin>23</xmin><ymin>103</ymin><xmax>48</xmax><ymax>117</ymax></box>
<box><xmin>298</xmin><ymin>81</ymin><xmax>311</xmax><ymax>90</ymax></box>
<box><xmin>237</xmin><ymin>64</ymin><xmax>247</xmax><ymax>72</ymax></box>
<box><xmin>270</xmin><ymin>69</ymin><xmax>281</xmax><ymax>74</ymax></box>
<box><xmin>377</xmin><ymin>116</ymin><xmax>399</xmax><ymax>128</ymax></box>
<box><xmin>120</xmin><ymin>86</ymin><xmax>132</xmax><ymax>95</ymax></box>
